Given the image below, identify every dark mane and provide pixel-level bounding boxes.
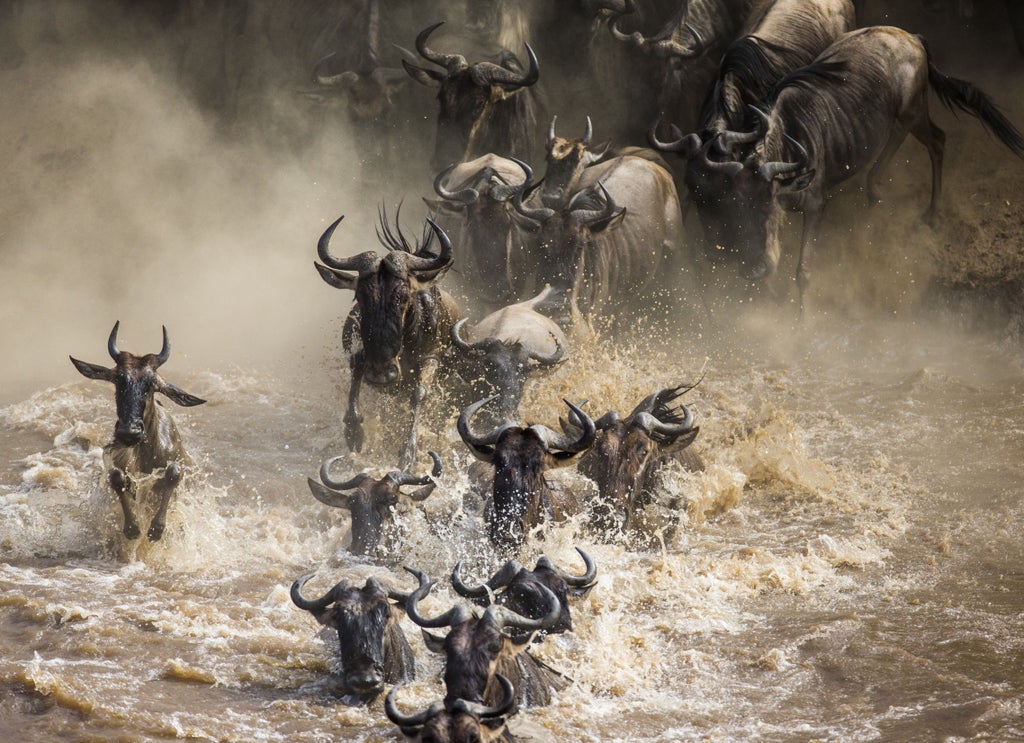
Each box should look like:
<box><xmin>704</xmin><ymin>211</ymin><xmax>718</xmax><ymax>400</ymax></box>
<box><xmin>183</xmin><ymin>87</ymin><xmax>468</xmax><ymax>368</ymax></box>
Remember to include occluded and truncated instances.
<box><xmin>770</xmin><ymin>59</ymin><xmax>849</xmax><ymax>101</ymax></box>
<box><xmin>375</xmin><ymin>203</ymin><xmax>436</xmax><ymax>255</ymax></box>
<box><xmin>720</xmin><ymin>36</ymin><xmax>804</xmax><ymax>96</ymax></box>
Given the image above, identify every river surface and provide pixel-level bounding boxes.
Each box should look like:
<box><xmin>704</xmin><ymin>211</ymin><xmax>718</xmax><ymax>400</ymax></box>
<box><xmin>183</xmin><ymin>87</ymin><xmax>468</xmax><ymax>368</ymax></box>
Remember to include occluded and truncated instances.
<box><xmin>3</xmin><ymin>308</ymin><xmax>1023</xmax><ymax>742</ymax></box>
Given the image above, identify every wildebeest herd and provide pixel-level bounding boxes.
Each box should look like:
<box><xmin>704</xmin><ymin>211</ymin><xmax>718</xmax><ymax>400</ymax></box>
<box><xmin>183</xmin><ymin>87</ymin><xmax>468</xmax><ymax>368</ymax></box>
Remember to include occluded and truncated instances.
<box><xmin>67</xmin><ymin>1</ymin><xmax>1022</xmax><ymax>740</ymax></box>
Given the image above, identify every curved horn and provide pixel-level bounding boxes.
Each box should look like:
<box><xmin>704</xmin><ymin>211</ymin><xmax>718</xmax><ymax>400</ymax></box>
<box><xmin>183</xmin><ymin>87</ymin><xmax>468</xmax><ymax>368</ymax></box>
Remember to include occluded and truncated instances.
<box><xmin>451</xmin><ymin>674</ymin><xmax>516</xmax><ymax>719</ymax></box>
<box><xmin>485</xmin><ymin>580</ymin><xmax>561</xmax><ymax>633</ymax></box>
<box><xmin>701</xmin><ymin>138</ymin><xmax>745</xmax><ymax>176</ymax></box>
<box><xmin>108</xmin><ymin>321</ymin><xmax>121</xmax><ymax>360</ymax></box>
<box><xmin>633</xmin><ymin>406</ymin><xmax>695</xmax><ymax>438</ymax></box>
<box><xmin>451</xmin><ymin>318</ymin><xmax>484</xmax><ymax>355</ymax></box>
<box><xmin>536</xmin><ymin>547</ymin><xmax>597</xmax><ymax>588</ymax></box>
<box><xmin>155</xmin><ymin>326</ymin><xmax>170</xmax><ymax>367</ymax></box>
<box><xmin>458</xmin><ymin>396</ymin><xmax>513</xmax><ymax>454</ymax></box>
<box><xmin>311</xmin><ymin>53</ymin><xmax>359</xmax><ymax>88</ymax></box>
<box><xmin>290</xmin><ymin>573</ymin><xmax>346</xmax><ymax>613</ymax></box>
<box><xmin>317</xmin><ymin>214</ymin><xmax>379</xmax><ymax>272</ymax></box>
<box><xmin>384</xmin><ymin>683</ymin><xmax>444</xmax><ymax>728</ymax></box>
<box><xmin>433</xmin><ymin>163</ymin><xmax>479</xmax><ymax>204</ymax></box>
<box><xmin>471</xmin><ymin>43</ymin><xmax>539</xmax><ymax>89</ymax></box>
<box><xmin>402</xmin><ymin>218</ymin><xmax>453</xmax><ymax>274</ymax></box>
<box><xmin>648</xmin><ymin>118</ymin><xmax>701</xmax><ymax>156</ymax></box>
<box><xmin>450</xmin><ymin>561</ymin><xmax>494</xmax><ymax>601</ymax></box>
<box><xmin>583</xmin><ymin>115</ymin><xmax>593</xmax><ymax>146</ymax></box>
<box><xmin>415</xmin><ymin>21</ymin><xmax>467</xmax><ymax>73</ymax></box>
<box><xmin>389</xmin><ymin>450</ymin><xmax>442</xmax><ymax>489</ymax></box>
<box><xmin>569</xmin><ymin>181</ymin><xmax>619</xmax><ymax>226</ymax></box>
<box><xmin>757</xmin><ymin>134</ymin><xmax>807</xmax><ymax>182</ymax></box>
<box><xmin>527</xmin><ymin>332</ymin><xmax>565</xmax><ymax>367</ymax></box>
<box><xmin>319</xmin><ymin>455</ymin><xmax>366</xmax><ymax>490</ymax></box>
<box><xmin>547</xmin><ymin>115</ymin><xmax>558</xmax><ymax>147</ymax></box>
<box><xmin>531</xmin><ymin>399</ymin><xmax>596</xmax><ymax>453</ymax></box>
<box><xmin>403</xmin><ymin>566</ymin><xmax>472</xmax><ymax>628</ymax></box>
<box><xmin>714</xmin><ymin>127</ymin><xmax>761</xmax><ymax>154</ymax></box>
<box><xmin>658</xmin><ymin>22</ymin><xmax>706</xmax><ymax>59</ymax></box>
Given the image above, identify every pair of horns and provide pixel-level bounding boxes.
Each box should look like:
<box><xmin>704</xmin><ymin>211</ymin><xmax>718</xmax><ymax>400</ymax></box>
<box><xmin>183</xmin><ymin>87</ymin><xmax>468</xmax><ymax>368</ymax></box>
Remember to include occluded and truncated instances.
<box><xmin>107</xmin><ymin>321</ymin><xmax>170</xmax><ymax>366</ymax></box>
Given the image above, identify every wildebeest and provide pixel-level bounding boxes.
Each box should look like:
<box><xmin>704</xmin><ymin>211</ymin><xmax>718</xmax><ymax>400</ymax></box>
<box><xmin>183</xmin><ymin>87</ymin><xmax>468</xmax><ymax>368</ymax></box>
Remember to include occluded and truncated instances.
<box><xmin>307</xmin><ymin>451</ymin><xmax>442</xmax><ymax>558</ymax></box>
<box><xmin>69</xmin><ymin>322</ymin><xmax>205</xmax><ymax>541</ymax></box>
<box><xmin>511</xmin><ymin>152</ymin><xmax>689</xmax><ymax>321</ymax></box>
<box><xmin>404</xmin><ymin>566</ymin><xmax>566</xmax><ymax>710</ymax></box>
<box><xmin>458</xmin><ymin>396</ymin><xmax>596</xmax><ymax>553</ymax></box>
<box><xmin>426</xmin><ymin>153</ymin><xmax>533</xmax><ymax>308</ymax></box>
<box><xmin>449</xmin><ymin>287</ymin><xmax>567</xmax><ymax>423</ymax></box>
<box><xmin>451</xmin><ymin>547</ymin><xmax>597</xmax><ymax>640</ymax></box>
<box><xmin>679</xmin><ymin>26</ymin><xmax>1024</xmax><ymax>314</ymax></box>
<box><xmin>696</xmin><ymin>0</ymin><xmax>856</xmax><ymax>139</ymax></box>
<box><xmin>291</xmin><ymin>573</ymin><xmax>415</xmax><ymax>703</ymax></box>
<box><xmin>314</xmin><ymin>209</ymin><xmax>462</xmax><ymax>469</ymax></box>
<box><xmin>385</xmin><ymin>673</ymin><xmax>517</xmax><ymax>743</ymax></box>
<box><xmin>402</xmin><ymin>21</ymin><xmax>540</xmax><ymax>171</ymax></box>
<box><xmin>564</xmin><ymin>385</ymin><xmax>702</xmax><ymax>537</ymax></box>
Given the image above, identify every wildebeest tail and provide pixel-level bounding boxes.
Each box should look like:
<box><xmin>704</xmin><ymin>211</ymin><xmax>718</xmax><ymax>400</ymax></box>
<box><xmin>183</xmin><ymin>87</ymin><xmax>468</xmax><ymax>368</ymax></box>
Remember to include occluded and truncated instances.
<box><xmin>920</xmin><ymin>35</ymin><xmax>1024</xmax><ymax>157</ymax></box>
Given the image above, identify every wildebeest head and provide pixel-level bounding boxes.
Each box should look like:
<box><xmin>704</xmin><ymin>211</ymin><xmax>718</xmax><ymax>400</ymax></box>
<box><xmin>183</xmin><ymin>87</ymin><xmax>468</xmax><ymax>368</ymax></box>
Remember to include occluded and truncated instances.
<box><xmin>513</xmin><ymin>179</ymin><xmax>626</xmax><ymax>319</ymax></box>
<box><xmin>314</xmin><ymin>209</ymin><xmax>454</xmax><ymax>386</ymax></box>
<box><xmin>291</xmin><ymin>573</ymin><xmax>415</xmax><ymax>700</ymax></box>
<box><xmin>652</xmin><ymin>110</ymin><xmax>812</xmax><ymax>279</ymax></box>
<box><xmin>451</xmin><ymin>319</ymin><xmax>564</xmax><ymax>423</ymax></box>
<box><xmin>404</xmin><ymin>566</ymin><xmax>561</xmax><ymax>706</ymax></box>
<box><xmin>385</xmin><ymin>674</ymin><xmax>515</xmax><ymax>743</ymax></box>
<box><xmin>452</xmin><ymin>547</ymin><xmax>597</xmax><ymax>638</ymax></box>
<box><xmin>308</xmin><ymin>451</ymin><xmax>443</xmax><ymax>557</ymax></box>
<box><xmin>608</xmin><ymin>0</ymin><xmax>707</xmax><ymax>59</ymax></box>
<box><xmin>402</xmin><ymin>22</ymin><xmax>540</xmax><ymax>171</ymax></box>
<box><xmin>542</xmin><ymin>115</ymin><xmax>610</xmax><ymax>207</ymax></box>
<box><xmin>567</xmin><ymin>385</ymin><xmax>699</xmax><ymax>533</ymax></box>
<box><xmin>458</xmin><ymin>397</ymin><xmax>596</xmax><ymax>552</ymax></box>
<box><xmin>69</xmin><ymin>322</ymin><xmax>206</xmax><ymax>447</ymax></box>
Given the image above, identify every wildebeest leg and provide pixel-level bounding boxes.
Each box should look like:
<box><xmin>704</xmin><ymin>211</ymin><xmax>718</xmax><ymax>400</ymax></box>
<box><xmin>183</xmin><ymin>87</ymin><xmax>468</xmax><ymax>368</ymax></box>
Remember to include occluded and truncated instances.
<box><xmin>910</xmin><ymin>112</ymin><xmax>945</xmax><ymax>224</ymax></box>
<box><xmin>147</xmin><ymin>462</ymin><xmax>182</xmax><ymax>541</ymax></box>
<box><xmin>110</xmin><ymin>469</ymin><xmax>141</xmax><ymax>540</ymax></box>
<box><xmin>399</xmin><ymin>357</ymin><xmax>439</xmax><ymax>470</ymax></box>
<box><xmin>866</xmin><ymin>128</ymin><xmax>908</xmax><ymax>206</ymax></box>
<box><xmin>796</xmin><ymin>205</ymin><xmax>825</xmax><ymax>320</ymax></box>
<box><xmin>345</xmin><ymin>351</ymin><xmax>366</xmax><ymax>453</ymax></box>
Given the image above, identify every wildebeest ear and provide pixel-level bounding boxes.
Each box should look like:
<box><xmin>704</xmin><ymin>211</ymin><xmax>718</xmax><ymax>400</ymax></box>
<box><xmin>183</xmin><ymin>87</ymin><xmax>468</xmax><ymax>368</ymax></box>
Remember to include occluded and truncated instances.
<box><xmin>664</xmin><ymin>426</ymin><xmax>699</xmax><ymax>453</ymax></box>
<box><xmin>314</xmin><ymin>262</ymin><xmax>358</xmax><ymax>291</ymax></box>
<box><xmin>307</xmin><ymin>478</ymin><xmax>355</xmax><ymax>510</ymax></box>
<box><xmin>402</xmin><ymin>59</ymin><xmax>443</xmax><ymax>86</ymax></box>
<box><xmin>421</xmin><ymin>629</ymin><xmax>447</xmax><ymax>654</ymax></box>
<box><xmin>782</xmin><ymin>169</ymin><xmax>815</xmax><ymax>192</ymax></box>
<box><xmin>69</xmin><ymin>356</ymin><xmax>115</xmax><ymax>382</ymax></box>
<box><xmin>590</xmin><ymin>207</ymin><xmax>627</xmax><ymax>235</ymax></box>
<box><xmin>422</xmin><ymin>196</ymin><xmax>466</xmax><ymax>214</ymax></box>
<box><xmin>159</xmin><ymin>382</ymin><xmax>206</xmax><ymax>407</ymax></box>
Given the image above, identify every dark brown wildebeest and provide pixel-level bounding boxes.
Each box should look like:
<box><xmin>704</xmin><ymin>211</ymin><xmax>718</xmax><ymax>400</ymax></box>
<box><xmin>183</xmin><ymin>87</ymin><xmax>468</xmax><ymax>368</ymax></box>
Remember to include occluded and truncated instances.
<box><xmin>458</xmin><ymin>397</ymin><xmax>596</xmax><ymax>553</ymax></box>
<box><xmin>314</xmin><ymin>209</ymin><xmax>462</xmax><ymax>469</ymax></box>
<box><xmin>70</xmin><ymin>322</ymin><xmax>205</xmax><ymax>542</ymax></box>
<box><xmin>291</xmin><ymin>572</ymin><xmax>415</xmax><ymax>703</ymax></box>
<box><xmin>451</xmin><ymin>547</ymin><xmax>597</xmax><ymax>640</ymax></box>
<box><xmin>426</xmin><ymin>153</ymin><xmax>534</xmax><ymax>308</ymax></box>
<box><xmin>385</xmin><ymin>673</ymin><xmax>517</xmax><ymax>743</ymax></box>
<box><xmin>564</xmin><ymin>385</ymin><xmax>702</xmax><ymax>537</ymax></box>
<box><xmin>404</xmin><ymin>566</ymin><xmax>566</xmax><ymax>711</ymax></box>
<box><xmin>672</xmin><ymin>26</ymin><xmax>1024</xmax><ymax>315</ymax></box>
<box><xmin>307</xmin><ymin>451</ymin><xmax>442</xmax><ymax>558</ymax></box>
<box><xmin>402</xmin><ymin>21</ymin><xmax>541</xmax><ymax>171</ymax></box>
<box><xmin>450</xmin><ymin>288</ymin><xmax>567</xmax><ymax>423</ymax></box>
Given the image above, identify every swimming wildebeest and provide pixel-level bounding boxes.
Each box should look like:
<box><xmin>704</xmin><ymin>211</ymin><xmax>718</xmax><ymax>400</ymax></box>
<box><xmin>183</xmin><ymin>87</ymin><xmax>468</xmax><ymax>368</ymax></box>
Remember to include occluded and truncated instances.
<box><xmin>404</xmin><ymin>565</ymin><xmax>567</xmax><ymax>711</ymax></box>
<box><xmin>307</xmin><ymin>451</ymin><xmax>442</xmax><ymax>558</ymax></box>
<box><xmin>458</xmin><ymin>396</ymin><xmax>596</xmax><ymax>552</ymax></box>
<box><xmin>69</xmin><ymin>322</ymin><xmax>205</xmax><ymax>541</ymax></box>
<box><xmin>314</xmin><ymin>209</ymin><xmax>462</xmax><ymax>469</ymax></box>
<box><xmin>385</xmin><ymin>673</ymin><xmax>517</xmax><ymax>742</ymax></box>
<box><xmin>291</xmin><ymin>572</ymin><xmax>415</xmax><ymax>703</ymax></box>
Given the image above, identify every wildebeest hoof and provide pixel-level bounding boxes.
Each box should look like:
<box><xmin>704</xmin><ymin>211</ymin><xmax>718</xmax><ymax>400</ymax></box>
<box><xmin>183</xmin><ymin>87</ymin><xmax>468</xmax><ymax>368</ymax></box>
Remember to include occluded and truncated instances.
<box><xmin>344</xmin><ymin>419</ymin><xmax>365</xmax><ymax>453</ymax></box>
<box><xmin>147</xmin><ymin>522</ymin><xmax>165</xmax><ymax>541</ymax></box>
<box><xmin>123</xmin><ymin>522</ymin><xmax>141</xmax><ymax>540</ymax></box>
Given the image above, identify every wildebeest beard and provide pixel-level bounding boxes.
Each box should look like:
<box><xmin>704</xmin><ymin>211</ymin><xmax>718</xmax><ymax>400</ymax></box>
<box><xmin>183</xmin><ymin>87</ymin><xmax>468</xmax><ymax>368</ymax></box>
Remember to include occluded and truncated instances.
<box><xmin>490</xmin><ymin>434</ymin><xmax>547</xmax><ymax>549</ymax></box>
<box><xmin>332</xmin><ymin>598</ymin><xmax>392</xmax><ymax>692</ymax></box>
<box><xmin>356</xmin><ymin>269</ymin><xmax>419</xmax><ymax>385</ymax></box>
<box><xmin>442</xmin><ymin>619</ymin><xmax>507</xmax><ymax>705</ymax></box>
